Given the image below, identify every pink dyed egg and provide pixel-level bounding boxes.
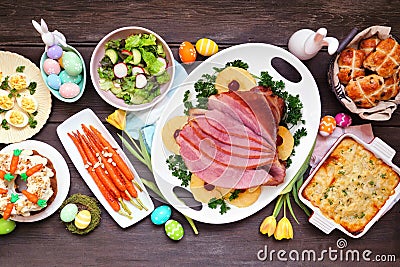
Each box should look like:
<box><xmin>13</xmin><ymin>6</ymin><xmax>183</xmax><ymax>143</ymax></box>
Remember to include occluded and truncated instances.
<box><xmin>335</xmin><ymin>113</ymin><xmax>352</xmax><ymax>128</ymax></box>
<box><xmin>319</xmin><ymin>115</ymin><xmax>336</xmax><ymax>136</ymax></box>
<box><xmin>59</xmin><ymin>82</ymin><xmax>80</xmax><ymax>99</ymax></box>
<box><xmin>43</xmin><ymin>58</ymin><xmax>61</xmax><ymax>75</ymax></box>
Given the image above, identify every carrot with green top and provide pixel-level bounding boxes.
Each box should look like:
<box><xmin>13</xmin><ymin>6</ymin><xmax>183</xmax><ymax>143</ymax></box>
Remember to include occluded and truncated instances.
<box><xmin>25</xmin><ymin>164</ymin><xmax>43</xmax><ymax>177</ymax></box>
<box><xmin>21</xmin><ymin>190</ymin><xmax>47</xmax><ymax>208</ymax></box>
<box><xmin>76</xmin><ymin>132</ymin><xmax>131</xmax><ymax>215</ymax></box>
<box><xmin>89</xmin><ymin>125</ymin><xmax>135</xmax><ymax>181</ymax></box>
<box><xmin>3</xmin><ymin>203</ymin><xmax>14</xmax><ymax>220</ymax></box>
<box><xmin>10</xmin><ymin>149</ymin><xmax>22</xmax><ymax>174</ymax></box>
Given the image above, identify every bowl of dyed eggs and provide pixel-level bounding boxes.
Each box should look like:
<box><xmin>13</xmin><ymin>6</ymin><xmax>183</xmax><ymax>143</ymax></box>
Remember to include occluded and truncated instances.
<box><xmin>40</xmin><ymin>44</ymin><xmax>86</xmax><ymax>102</ymax></box>
<box><xmin>90</xmin><ymin>26</ymin><xmax>175</xmax><ymax>111</ymax></box>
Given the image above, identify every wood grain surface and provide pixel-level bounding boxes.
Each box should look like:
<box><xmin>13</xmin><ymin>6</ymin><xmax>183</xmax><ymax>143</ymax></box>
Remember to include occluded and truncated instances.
<box><xmin>1</xmin><ymin>1</ymin><xmax>399</xmax><ymax>266</ymax></box>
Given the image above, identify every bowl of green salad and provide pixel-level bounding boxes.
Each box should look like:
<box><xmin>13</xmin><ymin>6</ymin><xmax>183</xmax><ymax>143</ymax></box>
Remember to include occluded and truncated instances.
<box><xmin>90</xmin><ymin>26</ymin><xmax>175</xmax><ymax>111</ymax></box>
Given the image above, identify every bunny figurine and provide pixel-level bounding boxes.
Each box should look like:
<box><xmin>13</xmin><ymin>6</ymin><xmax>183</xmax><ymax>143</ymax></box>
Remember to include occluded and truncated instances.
<box><xmin>32</xmin><ymin>19</ymin><xmax>67</xmax><ymax>51</ymax></box>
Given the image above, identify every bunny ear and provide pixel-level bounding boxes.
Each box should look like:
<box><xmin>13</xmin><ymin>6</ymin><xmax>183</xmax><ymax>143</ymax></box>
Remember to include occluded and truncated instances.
<box><xmin>32</xmin><ymin>20</ymin><xmax>42</xmax><ymax>34</ymax></box>
<box><xmin>40</xmin><ymin>19</ymin><xmax>49</xmax><ymax>33</ymax></box>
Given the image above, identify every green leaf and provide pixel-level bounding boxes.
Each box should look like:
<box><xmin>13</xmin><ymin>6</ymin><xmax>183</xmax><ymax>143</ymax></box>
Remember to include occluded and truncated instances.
<box><xmin>286</xmin><ymin>194</ymin><xmax>299</xmax><ymax>224</ymax></box>
<box><xmin>118</xmin><ymin>133</ymin><xmax>147</xmax><ymax>165</ymax></box>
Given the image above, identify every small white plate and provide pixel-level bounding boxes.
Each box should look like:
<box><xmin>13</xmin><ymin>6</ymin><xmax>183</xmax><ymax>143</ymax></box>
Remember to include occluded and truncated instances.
<box><xmin>56</xmin><ymin>108</ymin><xmax>154</xmax><ymax>228</ymax></box>
<box><xmin>0</xmin><ymin>140</ymin><xmax>70</xmax><ymax>222</ymax></box>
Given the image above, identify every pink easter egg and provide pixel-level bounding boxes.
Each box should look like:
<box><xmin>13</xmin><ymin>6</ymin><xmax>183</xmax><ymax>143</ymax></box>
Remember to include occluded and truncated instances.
<box><xmin>319</xmin><ymin>115</ymin><xmax>336</xmax><ymax>136</ymax></box>
<box><xmin>59</xmin><ymin>82</ymin><xmax>80</xmax><ymax>99</ymax></box>
<box><xmin>335</xmin><ymin>113</ymin><xmax>352</xmax><ymax>128</ymax></box>
<box><xmin>43</xmin><ymin>58</ymin><xmax>61</xmax><ymax>75</ymax></box>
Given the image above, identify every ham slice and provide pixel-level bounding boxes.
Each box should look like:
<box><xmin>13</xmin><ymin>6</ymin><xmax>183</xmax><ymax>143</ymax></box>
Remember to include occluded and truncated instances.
<box><xmin>177</xmin><ymin>133</ymin><xmax>277</xmax><ymax>189</ymax></box>
<box><xmin>179</xmin><ymin>125</ymin><xmax>274</xmax><ymax>169</ymax></box>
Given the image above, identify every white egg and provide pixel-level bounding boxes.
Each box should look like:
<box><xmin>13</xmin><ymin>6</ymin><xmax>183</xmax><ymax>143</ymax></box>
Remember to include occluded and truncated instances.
<box><xmin>5</xmin><ymin>109</ymin><xmax>29</xmax><ymax>128</ymax></box>
<box><xmin>0</xmin><ymin>89</ymin><xmax>14</xmax><ymax>110</ymax></box>
<box><xmin>16</xmin><ymin>94</ymin><xmax>38</xmax><ymax>113</ymax></box>
<box><xmin>8</xmin><ymin>73</ymin><xmax>29</xmax><ymax>91</ymax></box>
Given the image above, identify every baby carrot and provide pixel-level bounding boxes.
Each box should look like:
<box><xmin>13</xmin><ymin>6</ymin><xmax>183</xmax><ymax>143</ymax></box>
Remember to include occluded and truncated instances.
<box><xmin>68</xmin><ymin>132</ymin><xmax>89</xmax><ymax>164</ymax></box>
<box><xmin>3</xmin><ymin>203</ymin><xmax>14</xmax><ymax>220</ymax></box>
<box><xmin>89</xmin><ymin>125</ymin><xmax>135</xmax><ymax>181</ymax></box>
<box><xmin>0</xmin><ymin>188</ymin><xmax>8</xmax><ymax>194</ymax></box>
<box><xmin>25</xmin><ymin>164</ymin><xmax>43</xmax><ymax>177</ymax></box>
<box><xmin>21</xmin><ymin>190</ymin><xmax>38</xmax><ymax>203</ymax></box>
<box><xmin>10</xmin><ymin>149</ymin><xmax>22</xmax><ymax>174</ymax></box>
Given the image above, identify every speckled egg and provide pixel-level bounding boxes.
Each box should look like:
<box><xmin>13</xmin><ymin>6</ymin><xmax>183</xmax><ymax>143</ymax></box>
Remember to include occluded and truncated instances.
<box><xmin>46</xmin><ymin>74</ymin><xmax>62</xmax><ymax>90</ymax></box>
<box><xmin>151</xmin><ymin>205</ymin><xmax>172</xmax><ymax>225</ymax></box>
<box><xmin>62</xmin><ymin>51</ymin><xmax>83</xmax><ymax>76</ymax></box>
<box><xmin>43</xmin><ymin>58</ymin><xmax>61</xmax><ymax>75</ymax></box>
<box><xmin>59</xmin><ymin>70</ymin><xmax>82</xmax><ymax>84</ymax></box>
<box><xmin>195</xmin><ymin>38</ymin><xmax>218</xmax><ymax>56</ymax></box>
<box><xmin>60</xmin><ymin>203</ymin><xmax>79</xmax><ymax>223</ymax></box>
<box><xmin>335</xmin><ymin>113</ymin><xmax>352</xmax><ymax>128</ymax></box>
<box><xmin>47</xmin><ymin>45</ymin><xmax>63</xmax><ymax>60</ymax></box>
<box><xmin>164</xmin><ymin>219</ymin><xmax>184</xmax><ymax>241</ymax></box>
<box><xmin>59</xmin><ymin>82</ymin><xmax>80</xmax><ymax>98</ymax></box>
<box><xmin>319</xmin><ymin>115</ymin><xmax>337</xmax><ymax>136</ymax></box>
<box><xmin>0</xmin><ymin>218</ymin><xmax>16</xmax><ymax>235</ymax></box>
<box><xmin>74</xmin><ymin>210</ymin><xmax>91</xmax><ymax>229</ymax></box>
<box><xmin>179</xmin><ymin>41</ymin><xmax>197</xmax><ymax>64</ymax></box>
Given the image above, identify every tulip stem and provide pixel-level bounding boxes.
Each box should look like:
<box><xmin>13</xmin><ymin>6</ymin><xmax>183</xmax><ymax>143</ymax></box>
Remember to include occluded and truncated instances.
<box><xmin>272</xmin><ymin>194</ymin><xmax>284</xmax><ymax>218</ymax></box>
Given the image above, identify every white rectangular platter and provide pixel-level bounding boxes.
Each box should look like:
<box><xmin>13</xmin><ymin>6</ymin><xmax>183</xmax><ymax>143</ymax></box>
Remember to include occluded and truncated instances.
<box><xmin>57</xmin><ymin>108</ymin><xmax>154</xmax><ymax>228</ymax></box>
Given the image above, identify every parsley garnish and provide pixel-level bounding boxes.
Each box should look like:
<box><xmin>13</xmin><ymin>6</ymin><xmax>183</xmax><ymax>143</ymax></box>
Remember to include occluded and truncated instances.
<box><xmin>16</xmin><ymin>66</ymin><xmax>25</xmax><ymax>73</ymax></box>
<box><xmin>166</xmin><ymin>154</ymin><xmax>192</xmax><ymax>187</ymax></box>
<box><xmin>208</xmin><ymin>197</ymin><xmax>230</xmax><ymax>214</ymax></box>
<box><xmin>28</xmin><ymin>82</ymin><xmax>37</xmax><ymax>95</ymax></box>
<box><xmin>293</xmin><ymin>127</ymin><xmax>307</xmax><ymax>146</ymax></box>
<box><xmin>229</xmin><ymin>189</ymin><xmax>241</xmax><ymax>201</ymax></box>
<box><xmin>0</xmin><ymin>76</ymin><xmax>10</xmax><ymax>90</ymax></box>
<box><xmin>183</xmin><ymin>90</ymin><xmax>194</xmax><ymax>115</ymax></box>
<box><xmin>28</xmin><ymin>115</ymin><xmax>37</xmax><ymax>128</ymax></box>
<box><xmin>1</xmin><ymin>119</ymin><xmax>10</xmax><ymax>130</ymax></box>
<box><xmin>225</xmin><ymin>60</ymin><xmax>249</xmax><ymax>70</ymax></box>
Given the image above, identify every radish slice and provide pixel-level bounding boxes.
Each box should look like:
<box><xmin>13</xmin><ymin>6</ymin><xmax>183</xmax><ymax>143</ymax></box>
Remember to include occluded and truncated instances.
<box><xmin>135</xmin><ymin>74</ymin><xmax>148</xmax><ymax>89</ymax></box>
<box><xmin>131</xmin><ymin>66</ymin><xmax>145</xmax><ymax>76</ymax></box>
<box><xmin>114</xmin><ymin>63</ymin><xmax>128</xmax><ymax>78</ymax></box>
<box><xmin>121</xmin><ymin>49</ymin><xmax>132</xmax><ymax>56</ymax></box>
<box><xmin>154</xmin><ymin>57</ymin><xmax>167</xmax><ymax>76</ymax></box>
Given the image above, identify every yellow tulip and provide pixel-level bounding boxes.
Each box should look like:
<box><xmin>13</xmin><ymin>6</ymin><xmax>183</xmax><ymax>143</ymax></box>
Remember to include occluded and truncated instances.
<box><xmin>106</xmin><ymin>109</ymin><xmax>126</xmax><ymax>130</ymax></box>
<box><xmin>274</xmin><ymin>217</ymin><xmax>293</xmax><ymax>240</ymax></box>
<box><xmin>260</xmin><ymin>215</ymin><xmax>277</xmax><ymax>237</ymax></box>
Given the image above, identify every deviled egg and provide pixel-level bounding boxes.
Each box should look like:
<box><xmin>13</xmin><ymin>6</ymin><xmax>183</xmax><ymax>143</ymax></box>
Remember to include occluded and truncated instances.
<box><xmin>5</xmin><ymin>109</ymin><xmax>29</xmax><ymax>127</ymax></box>
<box><xmin>8</xmin><ymin>73</ymin><xmax>28</xmax><ymax>90</ymax></box>
<box><xmin>17</xmin><ymin>94</ymin><xmax>38</xmax><ymax>113</ymax></box>
<box><xmin>0</xmin><ymin>89</ymin><xmax>14</xmax><ymax>110</ymax></box>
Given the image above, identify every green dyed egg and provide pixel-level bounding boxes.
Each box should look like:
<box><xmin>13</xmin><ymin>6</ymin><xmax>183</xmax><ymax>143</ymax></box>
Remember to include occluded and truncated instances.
<box><xmin>59</xmin><ymin>70</ymin><xmax>82</xmax><ymax>84</ymax></box>
<box><xmin>164</xmin><ymin>219</ymin><xmax>184</xmax><ymax>241</ymax></box>
<box><xmin>60</xmin><ymin>203</ymin><xmax>79</xmax><ymax>222</ymax></box>
<box><xmin>0</xmin><ymin>218</ymin><xmax>16</xmax><ymax>235</ymax></box>
<box><xmin>62</xmin><ymin>51</ymin><xmax>83</xmax><ymax>76</ymax></box>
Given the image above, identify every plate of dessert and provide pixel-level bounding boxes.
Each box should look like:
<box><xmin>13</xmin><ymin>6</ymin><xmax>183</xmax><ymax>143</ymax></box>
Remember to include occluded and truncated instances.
<box><xmin>0</xmin><ymin>140</ymin><xmax>70</xmax><ymax>222</ymax></box>
<box><xmin>151</xmin><ymin>43</ymin><xmax>321</xmax><ymax>224</ymax></box>
<box><xmin>0</xmin><ymin>51</ymin><xmax>52</xmax><ymax>144</ymax></box>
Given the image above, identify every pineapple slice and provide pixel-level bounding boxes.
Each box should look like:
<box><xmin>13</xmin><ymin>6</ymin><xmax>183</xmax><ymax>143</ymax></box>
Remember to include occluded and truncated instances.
<box><xmin>215</xmin><ymin>67</ymin><xmax>257</xmax><ymax>93</ymax></box>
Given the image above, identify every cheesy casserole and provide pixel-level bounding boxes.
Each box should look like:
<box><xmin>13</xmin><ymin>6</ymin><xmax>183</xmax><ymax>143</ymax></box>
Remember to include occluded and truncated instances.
<box><xmin>302</xmin><ymin>137</ymin><xmax>399</xmax><ymax>234</ymax></box>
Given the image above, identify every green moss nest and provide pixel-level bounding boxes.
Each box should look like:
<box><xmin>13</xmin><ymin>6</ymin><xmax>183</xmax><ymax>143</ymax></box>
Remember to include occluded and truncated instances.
<box><xmin>59</xmin><ymin>194</ymin><xmax>101</xmax><ymax>235</ymax></box>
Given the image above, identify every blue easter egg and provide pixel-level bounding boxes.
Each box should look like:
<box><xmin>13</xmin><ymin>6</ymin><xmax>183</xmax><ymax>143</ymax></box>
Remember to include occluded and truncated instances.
<box><xmin>59</xmin><ymin>70</ymin><xmax>82</xmax><ymax>84</ymax></box>
<box><xmin>47</xmin><ymin>45</ymin><xmax>63</xmax><ymax>60</ymax></box>
<box><xmin>151</xmin><ymin>205</ymin><xmax>172</xmax><ymax>225</ymax></box>
<box><xmin>46</xmin><ymin>74</ymin><xmax>62</xmax><ymax>90</ymax></box>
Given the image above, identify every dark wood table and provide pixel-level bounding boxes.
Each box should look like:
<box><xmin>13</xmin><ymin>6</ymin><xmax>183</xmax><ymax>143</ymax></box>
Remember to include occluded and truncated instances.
<box><xmin>1</xmin><ymin>1</ymin><xmax>399</xmax><ymax>266</ymax></box>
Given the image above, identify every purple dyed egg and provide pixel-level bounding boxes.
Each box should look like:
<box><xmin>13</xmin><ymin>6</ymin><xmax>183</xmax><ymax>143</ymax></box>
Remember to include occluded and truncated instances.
<box><xmin>43</xmin><ymin>58</ymin><xmax>61</xmax><ymax>75</ymax></box>
<box><xmin>59</xmin><ymin>82</ymin><xmax>80</xmax><ymax>99</ymax></box>
<box><xmin>47</xmin><ymin>45</ymin><xmax>63</xmax><ymax>60</ymax></box>
<box><xmin>335</xmin><ymin>113</ymin><xmax>352</xmax><ymax>128</ymax></box>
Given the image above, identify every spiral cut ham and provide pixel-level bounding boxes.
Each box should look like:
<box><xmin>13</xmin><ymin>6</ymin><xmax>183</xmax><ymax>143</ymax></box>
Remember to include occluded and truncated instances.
<box><xmin>176</xmin><ymin>86</ymin><xmax>286</xmax><ymax>189</ymax></box>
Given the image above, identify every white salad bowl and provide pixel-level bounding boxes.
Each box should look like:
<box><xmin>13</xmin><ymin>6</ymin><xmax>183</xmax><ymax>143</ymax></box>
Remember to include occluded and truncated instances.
<box><xmin>90</xmin><ymin>26</ymin><xmax>175</xmax><ymax>111</ymax></box>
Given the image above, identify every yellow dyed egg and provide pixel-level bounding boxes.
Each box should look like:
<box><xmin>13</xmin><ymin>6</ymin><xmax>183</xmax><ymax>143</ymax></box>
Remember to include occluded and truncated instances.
<box><xmin>195</xmin><ymin>38</ymin><xmax>218</xmax><ymax>56</ymax></box>
<box><xmin>179</xmin><ymin>41</ymin><xmax>197</xmax><ymax>64</ymax></box>
<box><xmin>319</xmin><ymin>115</ymin><xmax>336</xmax><ymax>136</ymax></box>
<box><xmin>74</xmin><ymin>210</ymin><xmax>91</xmax><ymax>229</ymax></box>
